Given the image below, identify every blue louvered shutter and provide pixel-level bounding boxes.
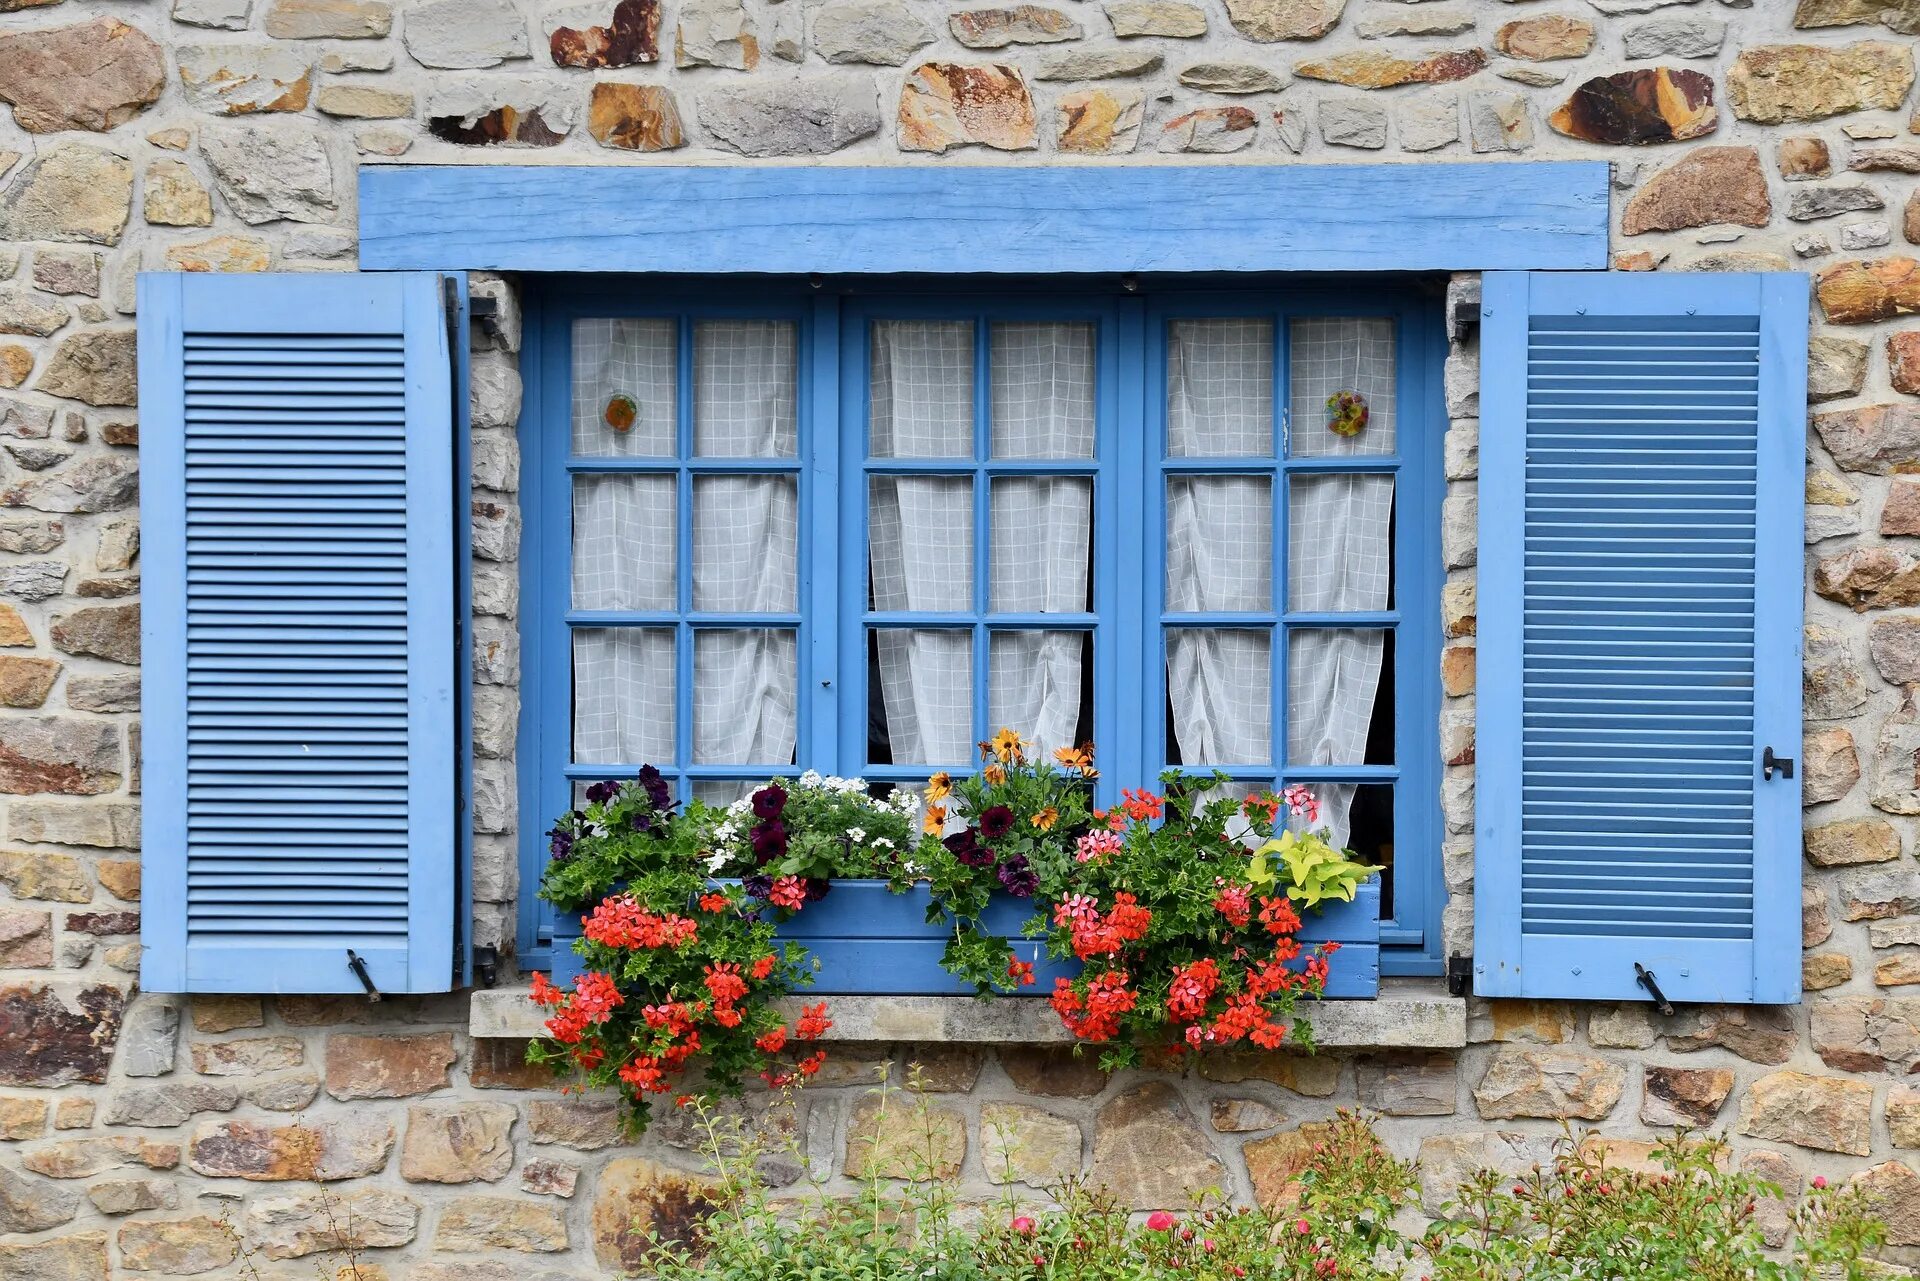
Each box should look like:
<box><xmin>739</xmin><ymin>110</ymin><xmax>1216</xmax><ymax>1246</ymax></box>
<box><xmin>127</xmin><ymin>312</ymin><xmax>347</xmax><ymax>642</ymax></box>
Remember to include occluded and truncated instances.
<box><xmin>138</xmin><ymin>272</ymin><xmax>467</xmax><ymax>995</ymax></box>
<box><xmin>1475</xmin><ymin>271</ymin><xmax>1805</xmax><ymax>1005</ymax></box>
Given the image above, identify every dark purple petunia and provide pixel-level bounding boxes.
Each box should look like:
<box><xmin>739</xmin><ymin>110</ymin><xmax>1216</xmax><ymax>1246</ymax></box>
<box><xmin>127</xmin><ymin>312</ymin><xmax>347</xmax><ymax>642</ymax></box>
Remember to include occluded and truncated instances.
<box><xmin>742</xmin><ymin>873</ymin><xmax>773</xmax><ymax>902</ymax></box>
<box><xmin>979</xmin><ymin>805</ymin><xmax>1016</xmax><ymax>841</ymax></box>
<box><xmin>633</xmin><ymin>810</ymin><xmax>655</xmax><ymax>834</ymax></box>
<box><xmin>997</xmin><ymin>854</ymin><xmax>1037</xmax><ymax>897</ymax></box>
<box><xmin>752</xmin><ymin>783</ymin><xmax>788</xmax><ymax>819</ymax></box>
<box><xmin>584</xmin><ymin>780</ymin><xmax>620</xmax><ymax>805</ymax></box>
<box><xmin>945</xmin><ymin>828</ymin><xmax>994</xmax><ymax>869</ymax></box>
<box><xmin>751</xmin><ymin>819</ymin><xmax>789</xmax><ymax>865</ymax></box>
<box><xmin>635</xmin><ymin>764</ymin><xmax>673</xmax><ymax>810</ymax></box>
<box><xmin>804</xmin><ymin>877</ymin><xmax>831</xmax><ymax>902</ymax></box>
<box><xmin>548</xmin><ymin>825</ymin><xmax>574</xmax><ymax>861</ymax></box>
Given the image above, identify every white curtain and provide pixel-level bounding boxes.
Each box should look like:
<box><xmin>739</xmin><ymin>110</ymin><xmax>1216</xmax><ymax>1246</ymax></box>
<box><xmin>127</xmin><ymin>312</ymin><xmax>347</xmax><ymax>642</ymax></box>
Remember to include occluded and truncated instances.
<box><xmin>1286</xmin><ymin>318</ymin><xmax>1396</xmax><ymax>845</ymax></box>
<box><xmin>868</xmin><ymin>321</ymin><xmax>1095</xmax><ymax>764</ymax></box>
<box><xmin>986</xmin><ymin>323</ymin><xmax>1093</xmax><ymax>756</ymax></box>
<box><xmin>568</xmin><ymin>318</ymin><xmax>799</xmax><ymax>772</ymax></box>
<box><xmin>1166</xmin><ymin>319</ymin><xmax>1275</xmax><ymax>767</ymax></box>
<box><xmin>868</xmin><ymin>320</ymin><xmax>976</xmax><ymax>765</ymax></box>
<box><xmin>1165</xmin><ymin>317</ymin><xmax>1395</xmax><ymax>846</ymax></box>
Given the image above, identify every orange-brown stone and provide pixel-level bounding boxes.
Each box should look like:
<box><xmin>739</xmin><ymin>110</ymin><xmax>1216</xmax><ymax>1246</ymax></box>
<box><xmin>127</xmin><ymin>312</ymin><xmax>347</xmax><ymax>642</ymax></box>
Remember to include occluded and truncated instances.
<box><xmin>1622</xmin><ymin>146</ymin><xmax>1771</xmax><ymax>235</ymax></box>
<box><xmin>1817</xmin><ymin>257</ymin><xmax>1920</xmax><ymax>324</ymax></box>
<box><xmin>550</xmin><ymin>0</ymin><xmax>660</xmax><ymax>66</ymax></box>
<box><xmin>1294</xmin><ymin>47</ymin><xmax>1486</xmax><ymax>90</ymax></box>
<box><xmin>1493</xmin><ymin>14</ymin><xmax>1594</xmax><ymax>61</ymax></box>
<box><xmin>898</xmin><ymin>62</ymin><xmax>1036</xmax><ymax>152</ymax></box>
<box><xmin>587</xmin><ymin>82</ymin><xmax>684</xmax><ymax>150</ymax></box>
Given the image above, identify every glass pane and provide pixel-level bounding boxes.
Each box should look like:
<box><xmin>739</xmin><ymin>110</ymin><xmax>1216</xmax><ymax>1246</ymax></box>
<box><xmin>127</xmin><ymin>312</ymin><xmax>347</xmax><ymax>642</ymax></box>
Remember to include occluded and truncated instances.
<box><xmin>694</xmin><ymin>780</ymin><xmax>759</xmax><ymax>806</ymax></box>
<box><xmin>1290</xmin><ymin>782</ymin><xmax>1393</xmax><ymax>912</ymax></box>
<box><xmin>693</xmin><ymin>475</ymin><xmax>797</xmax><ymax>612</ymax></box>
<box><xmin>991</xmin><ymin>322</ymin><xmax>1095</xmax><ymax>459</ymax></box>
<box><xmin>693</xmin><ymin>629</ymin><xmax>797</xmax><ymax>766</ymax></box>
<box><xmin>989</xmin><ymin>631</ymin><xmax>1091</xmax><ymax>757</ymax></box>
<box><xmin>869</xmin><ymin>629</ymin><xmax>973</xmax><ymax>766</ymax></box>
<box><xmin>572</xmin><ymin>474</ymin><xmax>675</xmax><ymax>611</ymax></box>
<box><xmin>1167</xmin><ymin>318</ymin><xmax>1273</xmax><ymax>458</ymax></box>
<box><xmin>870</xmin><ymin>319</ymin><xmax>974</xmax><ymax>458</ymax></box>
<box><xmin>1289</xmin><ymin>316</ymin><xmax>1395</xmax><ymax>457</ymax></box>
<box><xmin>1288</xmin><ymin>474</ymin><xmax>1393</xmax><ymax>612</ymax></box>
<box><xmin>1166</xmin><ymin>477</ymin><xmax>1271</xmax><ymax>611</ymax></box>
<box><xmin>573</xmin><ymin>318</ymin><xmax>675</xmax><ymax>457</ymax></box>
<box><xmin>991</xmin><ymin>477</ymin><xmax>1090</xmax><ymax>612</ymax></box>
<box><xmin>1287</xmin><ymin>629</ymin><xmax>1388</xmax><ymax>767</ymax></box>
<box><xmin>572</xmin><ymin>628</ymin><xmax>674</xmax><ymax>765</ymax></box>
<box><xmin>694</xmin><ymin>320</ymin><xmax>797</xmax><ymax>458</ymax></box>
<box><xmin>869</xmin><ymin>476</ymin><xmax>973</xmax><ymax>611</ymax></box>
<box><xmin>1166</xmin><ymin>628</ymin><xmax>1270</xmax><ymax>765</ymax></box>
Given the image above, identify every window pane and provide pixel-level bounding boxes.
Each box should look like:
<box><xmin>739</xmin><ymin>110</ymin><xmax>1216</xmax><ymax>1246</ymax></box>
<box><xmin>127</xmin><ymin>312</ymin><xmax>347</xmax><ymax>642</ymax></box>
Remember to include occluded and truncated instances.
<box><xmin>572</xmin><ymin>475</ymin><xmax>675</xmax><ymax>611</ymax></box>
<box><xmin>871</xmin><ymin>319</ymin><xmax>974</xmax><ymax>458</ymax></box>
<box><xmin>1294</xmin><ymin>782</ymin><xmax>1394</xmax><ymax>912</ymax></box>
<box><xmin>693</xmin><ymin>629</ymin><xmax>797</xmax><ymax>766</ymax></box>
<box><xmin>572</xmin><ymin>628</ymin><xmax>674</xmax><ymax>765</ymax></box>
<box><xmin>573</xmin><ymin>318</ymin><xmax>674</xmax><ymax>457</ymax></box>
<box><xmin>1289</xmin><ymin>316</ymin><xmax>1395</xmax><ymax>457</ymax></box>
<box><xmin>991</xmin><ymin>477</ymin><xmax>1090</xmax><ymax>612</ymax></box>
<box><xmin>1288</xmin><ymin>474</ymin><xmax>1393</xmax><ymax>612</ymax></box>
<box><xmin>1287</xmin><ymin>628</ymin><xmax>1387</xmax><ymax>767</ymax></box>
<box><xmin>1166</xmin><ymin>628</ymin><xmax>1270</xmax><ymax>765</ymax></box>
<box><xmin>1167</xmin><ymin>476</ymin><xmax>1271</xmax><ymax>611</ymax></box>
<box><xmin>694</xmin><ymin>320</ymin><xmax>797</xmax><ymax>458</ymax></box>
<box><xmin>1167</xmin><ymin>318</ymin><xmax>1273</xmax><ymax>458</ymax></box>
<box><xmin>990</xmin><ymin>631</ymin><xmax>1090</xmax><ymax>757</ymax></box>
<box><xmin>693</xmin><ymin>475</ymin><xmax>796</xmax><ymax>612</ymax></box>
<box><xmin>870</xmin><ymin>629</ymin><xmax>973</xmax><ymax>766</ymax></box>
<box><xmin>869</xmin><ymin>476</ymin><xmax>973</xmax><ymax>611</ymax></box>
<box><xmin>991</xmin><ymin>322</ymin><xmax>1095</xmax><ymax>459</ymax></box>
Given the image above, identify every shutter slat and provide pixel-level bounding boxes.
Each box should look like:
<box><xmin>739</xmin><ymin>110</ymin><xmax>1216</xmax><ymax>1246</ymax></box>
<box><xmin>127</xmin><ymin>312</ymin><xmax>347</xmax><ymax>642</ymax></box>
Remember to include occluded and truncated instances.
<box><xmin>1475</xmin><ymin>270</ymin><xmax>1803</xmax><ymax>1005</ymax></box>
<box><xmin>140</xmin><ymin>270</ymin><xmax>462</xmax><ymax>996</ymax></box>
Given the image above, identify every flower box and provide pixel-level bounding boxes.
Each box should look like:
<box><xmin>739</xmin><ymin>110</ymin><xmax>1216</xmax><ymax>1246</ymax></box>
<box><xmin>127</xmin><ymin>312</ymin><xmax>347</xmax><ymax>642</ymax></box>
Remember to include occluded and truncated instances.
<box><xmin>547</xmin><ymin>878</ymin><xmax>1381</xmax><ymax>999</ymax></box>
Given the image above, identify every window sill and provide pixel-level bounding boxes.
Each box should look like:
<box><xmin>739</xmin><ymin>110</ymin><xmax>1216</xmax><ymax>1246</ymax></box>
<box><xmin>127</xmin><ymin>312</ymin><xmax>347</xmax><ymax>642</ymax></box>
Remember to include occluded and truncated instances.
<box><xmin>469</xmin><ymin>980</ymin><xmax>1466</xmax><ymax>1049</ymax></box>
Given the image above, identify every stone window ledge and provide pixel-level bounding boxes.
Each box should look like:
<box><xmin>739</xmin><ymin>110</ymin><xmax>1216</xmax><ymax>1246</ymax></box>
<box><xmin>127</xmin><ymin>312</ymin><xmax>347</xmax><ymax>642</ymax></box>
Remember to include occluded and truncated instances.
<box><xmin>469</xmin><ymin>980</ymin><xmax>1466</xmax><ymax>1049</ymax></box>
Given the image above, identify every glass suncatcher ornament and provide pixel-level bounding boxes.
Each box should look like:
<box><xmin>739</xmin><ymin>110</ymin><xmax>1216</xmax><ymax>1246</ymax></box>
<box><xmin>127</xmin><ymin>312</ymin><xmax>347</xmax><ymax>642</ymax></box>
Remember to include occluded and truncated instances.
<box><xmin>604</xmin><ymin>393</ymin><xmax>638</xmax><ymax>433</ymax></box>
<box><xmin>1326</xmin><ymin>389</ymin><xmax>1369</xmax><ymax>437</ymax></box>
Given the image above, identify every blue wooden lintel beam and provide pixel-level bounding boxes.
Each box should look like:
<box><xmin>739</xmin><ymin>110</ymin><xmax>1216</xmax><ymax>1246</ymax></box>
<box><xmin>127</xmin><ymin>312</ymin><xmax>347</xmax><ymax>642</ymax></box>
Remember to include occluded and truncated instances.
<box><xmin>359</xmin><ymin>163</ymin><xmax>1611</xmax><ymax>276</ymax></box>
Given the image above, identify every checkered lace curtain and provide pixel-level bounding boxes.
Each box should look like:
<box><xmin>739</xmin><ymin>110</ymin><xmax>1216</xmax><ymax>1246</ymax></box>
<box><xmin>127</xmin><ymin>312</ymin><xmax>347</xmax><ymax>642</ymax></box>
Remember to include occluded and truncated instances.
<box><xmin>568</xmin><ymin>319</ymin><xmax>799</xmax><ymax>772</ymax></box>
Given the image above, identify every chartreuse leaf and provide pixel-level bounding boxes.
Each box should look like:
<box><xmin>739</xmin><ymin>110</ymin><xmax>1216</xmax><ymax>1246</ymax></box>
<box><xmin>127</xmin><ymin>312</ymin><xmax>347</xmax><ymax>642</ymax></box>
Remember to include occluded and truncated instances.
<box><xmin>1251</xmin><ymin>829</ymin><xmax>1378</xmax><ymax>909</ymax></box>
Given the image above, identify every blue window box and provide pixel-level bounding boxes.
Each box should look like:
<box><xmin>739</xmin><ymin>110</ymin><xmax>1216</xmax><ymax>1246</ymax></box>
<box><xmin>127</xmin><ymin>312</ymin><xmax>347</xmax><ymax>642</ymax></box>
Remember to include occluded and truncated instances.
<box><xmin>544</xmin><ymin>879</ymin><xmax>1380</xmax><ymax>999</ymax></box>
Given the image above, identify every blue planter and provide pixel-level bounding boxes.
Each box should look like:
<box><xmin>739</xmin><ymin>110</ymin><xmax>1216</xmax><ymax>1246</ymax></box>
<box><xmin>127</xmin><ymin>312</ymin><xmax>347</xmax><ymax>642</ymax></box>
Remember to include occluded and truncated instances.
<box><xmin>544</xmin><ymin>879</ymin><xmax>1381</xmax><ymax>998</ymax></box>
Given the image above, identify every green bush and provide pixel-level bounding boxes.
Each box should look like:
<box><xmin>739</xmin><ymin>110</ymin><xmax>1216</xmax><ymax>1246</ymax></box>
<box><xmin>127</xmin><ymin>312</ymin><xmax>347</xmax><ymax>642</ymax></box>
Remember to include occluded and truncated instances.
<box><xmin>643</xmin><ymin>1074</ymin><xmax>1887</xmax><ymax>1281</ymax></box>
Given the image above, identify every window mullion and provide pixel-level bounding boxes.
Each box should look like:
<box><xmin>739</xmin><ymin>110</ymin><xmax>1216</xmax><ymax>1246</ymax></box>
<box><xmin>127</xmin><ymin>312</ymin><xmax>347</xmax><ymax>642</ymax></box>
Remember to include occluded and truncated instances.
<box><xmin>805</xmin><ymin>295</ymin><xmax>843</xmax><ymax>774</ymax></box>
<box><xmin>1112</xmin><ymin>297</ymin><xmax>1149</xmax><ymax>807</ymax></box>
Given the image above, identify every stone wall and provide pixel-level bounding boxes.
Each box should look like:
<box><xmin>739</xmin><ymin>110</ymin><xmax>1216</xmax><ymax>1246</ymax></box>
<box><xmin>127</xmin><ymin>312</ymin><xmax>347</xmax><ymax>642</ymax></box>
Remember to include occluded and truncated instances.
<box><xmin>4</xmin><ymin>0</ymin><xmax>1920</xmax><ymax>1275</ymax></box>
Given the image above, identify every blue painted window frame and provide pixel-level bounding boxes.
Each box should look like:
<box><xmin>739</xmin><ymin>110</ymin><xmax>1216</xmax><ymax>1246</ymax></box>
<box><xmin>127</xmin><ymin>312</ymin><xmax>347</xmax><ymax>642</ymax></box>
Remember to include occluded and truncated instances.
<box><xmin>519</xmin><ymin>278</ymin><xmax>1445</xmax><ymax>978</ymax></box>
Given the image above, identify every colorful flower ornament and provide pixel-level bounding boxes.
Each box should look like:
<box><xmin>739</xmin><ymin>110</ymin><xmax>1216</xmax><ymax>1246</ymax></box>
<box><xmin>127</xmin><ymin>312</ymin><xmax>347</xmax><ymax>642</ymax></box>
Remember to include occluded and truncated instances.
<box><xmin>604</xmin><ymin>393</ymin><xmax>639</xmax><ymax>433</ymax></box>
<box><xmin>1326</xmin><ymin>389</ymin><xmax>1369</xmax><ymax>438</ymax></box>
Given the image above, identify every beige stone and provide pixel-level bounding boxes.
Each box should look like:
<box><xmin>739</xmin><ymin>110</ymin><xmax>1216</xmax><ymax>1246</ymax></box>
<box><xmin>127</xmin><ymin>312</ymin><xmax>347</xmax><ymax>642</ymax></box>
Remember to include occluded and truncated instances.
<box><xmin>0</xmin><ymin>346</ymin><xmax>29</xmax><ymax>390</ymax></box>
<box><xmin>1209</xmin><ymin>1096</ymin><xmax>1284</xmax><ymax>1131</ymax></box>
<box><xmin>0</xmin><ymin>656</ymin><xmax>57</xmax><ymax>709</ymax></box>
<box><xmin>1295</xmin><ymin>49</ymin><xmax>1486</xmax><ymax>90</ymax></box>
<box><xmin>177</xmin><ymin>43</ymin><xmax>313</xmax><ymax>115</ymax></box>
<box><xmin>0</xmin><ymin>909</ymin><xmax>51</xmax><ymax>967</ymax></box>
<box><xmin>0</xmin><ymin>1233</ymin><xmax>108</xmax><ymax>1281</ymax></box>
<box><xmin>1483</xmin><ymin>999</ymin><xmax>1576</xmax><ymax>1043</ymax></box>
<box><xmin>266</xmin><ymin>0</ymin><xmax>392</xmax><ymax>38</ymax></box>
<box><xmin>400</xmin><ymin>1102</ymin><xmax>515</xmax><ymax>1183</ymax></box>
<box><xmin>315</xmin><ymin>84</ymin><xmax>413</xmax><ymax>118</ymax></box>
<box><xmin>1805</xmin><ymin>952</ymin><xmax>1854</xmax><ymax>989</ymax></box>
<box><xmin>35</xmin><ymin>329</ymin><xmax>135</xmax><ymax>407</ymax></box>
<box><xmin>981</xmin><ymin>1101</ymin><xmax>1081</xmax><ymax>1185</ymax></box>
<box><xmin>522</xmin><ymin>1157</ymin><xmax>578</xmax><ymax>1197</ymax></box>
<box><xmin>1220</xmin><ymin>0</ymin><xmax>1344</xmax><ymax>42</ymax></box>
<box><xmin>1472</xmin><ymin>1049</ymin><xmax>1624</xmax><ymax>1121</ymax></box>
<box><xmin>998</xmin><ymin>1047</ymin><xmax>1109</xmax><ymax>1097</ymax></box>
<box><xmin>1666</xmin><ymin>1005</ymin><xmax>1797</xmax><ymax>1065</ymax></box>
<box><xmin>1105</xmin><ymin>1</ymin><xmax>1205</xmax><ymax>37</ymax></box>
<box><xmin>846</xmin><ymin>1092</ymin><xmax>966</xmax><ymax>1179</ymax></box>
<box><xmin>1879</xmin><ymin>951</ymin><xmax>1920</xmax><ymax>986</ymax></box>
<box><xmin>0</xmin><ymin>1093</ymin><xmax>48</xmax><ymax>1139</ymax></box>
<box><xmin>143</xmin><ymin>160</ymin><xmax>213</xmax><ymax>227</ymax></box>
<box><xmin>1493</xmin><ymin>15</ymin><xmax>1593</xmax><ymax>60</ymax></box>
<box><xmin>526</xmin><ymin>1096</ymin><xmax>620</xmax><ymax>1149</ymax></box>
<box><xmin>0</xmin><ymin>145</ymin><xmax>134</xmax><ymax>246</ymax></box>
<box><xmin>1088</xmin><ymin>1082</ymin><xmax>1225</xmax><ymax>1210</ymax></box>
<box><xmin>244</xmin><ymin>1188</ymin><xmax>418</xmax><ymax>1260</ymax></box>
<box><xmin>1244</xmin><ymin>1120</ymin><xmax>1333</xmax><ymax>1208</ymax></box>
<box><xmin>1848</xmin><ymin>1160</ymin><xmax>1920</xmax><ymax>1245</ymax></box>
<box><xmin>187</xmin><ymin>1117</ymin><xmax>393</xmax><ymax>1181</ymax></box>
<box><xmin>951</xmin><ymin>6</ymin><xmax>1081</xmax><ymax>47</ymax></box>
<box><xmin>165</xmin><ymin>236</ymin><xmax>273</xmax><ymax>274</ymax></box>
<box><xmin>592</xmin><ymin>1158</ymin><xmax>719</xmax><ymax>1273</ymax></box>
<box><xmin>1196</xmin><ymin>1052</ymin><xmax>1340</xmax><ymax>1096</ymax></box>
<box><xmin>1782</xmin><ymin>135</ymin><xmax>1834</xmax><ymax>179</ymax></box>
<box><xmin>23</xmin><ymin>1136</ymin><xmax>179</xmax><ymax>1179</ymax></box>
<box><xmin>190</xmin><ymin>995</ymin><xmax>261</xmax><ymax>1033</ymax></box>
<box><xmin>1055</xmin><ymin>88</ymin><xmax>1143</xmax><ymax>154</ymax></box>
<box><xmin>1738</xmin><ymin>1070</ymin><xmax>1873</xmax><ymax>1155</ymax></box>
<box><xmin>434</xmin><ymin>1195</ymin><xmax>568</xmax><ymax>1251</ymax></box>
<box><xmin>1889</xmin><ymin>1083</ymin><xmax>1920</xmax><ymax>1147</ymax></box>
<box><xmin>116</xmin><ymin>1216</ymin><xmax>239</xmax><ymax>1273</ymax></box>
<box><xmin>0</xmin><ymin>849</ymin><xmax>91</xmax><ymax>902</ymax></box>
<box><xmin>898</xmin><ymin>62</ymin><xmax>1036</xmax><ymax>152</ymax></box>
<box><xmin>1355</xmin><ymin>1051</ymin><xmax>1457</xmax><ymax>1116</ymax></box>
<box><xmin>1416</xmin><ymin>1131</ymin><xmax>1548</xmax><ymax>1215</ymax></box>
<box><xmin>0</xmin><ymin>20</ymin><xmax>165</xmax><ymax>134</ymax></box>
<box><xmin>191</xmin><ymin>1036</ymin><xmax>302</xmax><ymax>1075</ymax></box>
<box><xmin>1730</xmin><ymin>43</ymin><xmax>1916</xmax><ymax>123</ymax></box>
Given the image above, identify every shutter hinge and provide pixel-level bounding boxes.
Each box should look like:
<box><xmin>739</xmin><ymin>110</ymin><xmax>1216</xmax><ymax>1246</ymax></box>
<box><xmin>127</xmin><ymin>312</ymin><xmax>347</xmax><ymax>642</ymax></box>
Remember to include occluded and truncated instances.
<box><xmin>1447</xmin><ymin>954</ymin><xmax>1473</xmax><ymax>998</ymax></box>
<box><xmin>1762</xmin><ymin>746</ymin><xmax>1794</xmax><ymax>781</ymax></box>
<box><xmin>472</xmin><ymin>945</ymin><xmax>499</xmax><ymax>989</ymax></box>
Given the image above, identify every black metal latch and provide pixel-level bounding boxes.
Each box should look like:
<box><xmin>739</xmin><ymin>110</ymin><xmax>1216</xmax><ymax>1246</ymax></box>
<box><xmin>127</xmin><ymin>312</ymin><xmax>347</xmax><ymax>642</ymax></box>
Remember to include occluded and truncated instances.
<box><xmin>346</xmin><ymin>949</ymin><xmax>383</xmax><ymax>1002</ymax></box>
<box><xmin>1762</xmin><ymin>746</ymin><xmax>1794</xmax><ymax>781</ymax></box>
<box><xmin>1634</xmin><ymin>962</ymin><xmax>1676</xmax><ymax>1017</ymax></box>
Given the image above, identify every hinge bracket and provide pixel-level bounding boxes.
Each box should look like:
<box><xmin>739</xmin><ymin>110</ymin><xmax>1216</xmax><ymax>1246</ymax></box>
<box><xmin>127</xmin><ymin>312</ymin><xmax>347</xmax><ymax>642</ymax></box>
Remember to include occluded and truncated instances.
<box><xmin>1447</xmin><ymin>954</ymin><xmax>1473</xmax><ymax>998</ymax></box>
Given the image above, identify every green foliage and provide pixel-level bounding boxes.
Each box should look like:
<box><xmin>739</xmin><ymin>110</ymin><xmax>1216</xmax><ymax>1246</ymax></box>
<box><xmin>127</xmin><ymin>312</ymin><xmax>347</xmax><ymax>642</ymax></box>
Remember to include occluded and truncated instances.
<box><xmin>1248</xmin><ymin>829</ymin><xmax>1378</xmax><ymax>909</ymax></box>
<box><xmin>648</xmin><ymin>1090</ymin><xmax>1889</xmax><ymax>1281</ymax></box>
<box><xmin>709</xmin><ymin>771</ymin><xmax>920</xmax><ymax>882</ymax></box>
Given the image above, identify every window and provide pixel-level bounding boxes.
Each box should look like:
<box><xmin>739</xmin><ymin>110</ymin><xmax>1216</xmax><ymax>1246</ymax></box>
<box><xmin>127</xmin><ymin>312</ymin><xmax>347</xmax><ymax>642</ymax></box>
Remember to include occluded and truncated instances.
<box><xmin>521</xmin><ymin>281</ymin><xmax>1443</xmax><ymax>975</ymax></box>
